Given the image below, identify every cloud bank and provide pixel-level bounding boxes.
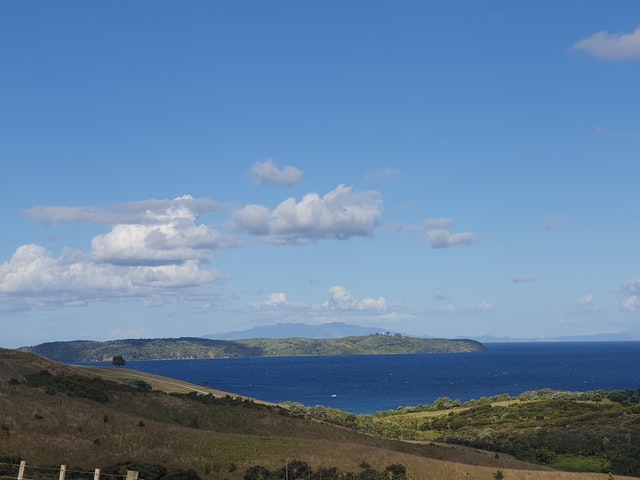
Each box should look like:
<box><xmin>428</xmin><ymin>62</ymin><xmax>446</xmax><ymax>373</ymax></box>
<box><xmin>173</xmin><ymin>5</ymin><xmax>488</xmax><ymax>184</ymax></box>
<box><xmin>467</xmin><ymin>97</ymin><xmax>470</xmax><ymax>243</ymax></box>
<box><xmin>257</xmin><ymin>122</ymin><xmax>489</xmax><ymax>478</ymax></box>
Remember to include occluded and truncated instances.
<box><xmin>2</xmin><ymin>190</ymin><xmax>387</xmax><ymax>317</ymax></box>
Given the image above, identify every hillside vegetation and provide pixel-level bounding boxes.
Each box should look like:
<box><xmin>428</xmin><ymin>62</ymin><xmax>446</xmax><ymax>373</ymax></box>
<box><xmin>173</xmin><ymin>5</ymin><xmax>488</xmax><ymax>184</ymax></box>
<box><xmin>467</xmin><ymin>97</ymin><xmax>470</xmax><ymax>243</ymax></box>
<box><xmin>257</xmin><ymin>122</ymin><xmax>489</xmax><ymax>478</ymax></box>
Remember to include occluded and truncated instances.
<box><xmin>18</xmin><ymin>335</ymin><xmax>484</xmax><ymax>362</ymax></box>
<box><xmin>2</xmin><ymin>349</ymin><xmax>637</xmax><ymax>480</ymax></box>
<box><xmin>292</xmin><ymin>389</ymin><xmax>640</xmax><ymax>477</ymax></box>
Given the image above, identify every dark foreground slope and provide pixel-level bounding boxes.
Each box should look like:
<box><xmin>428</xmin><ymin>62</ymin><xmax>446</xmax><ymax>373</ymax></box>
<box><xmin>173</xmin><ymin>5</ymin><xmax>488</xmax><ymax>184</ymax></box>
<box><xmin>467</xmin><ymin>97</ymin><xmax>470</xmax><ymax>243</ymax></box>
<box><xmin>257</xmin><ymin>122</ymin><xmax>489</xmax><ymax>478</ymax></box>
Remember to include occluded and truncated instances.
<box><xmin>19</xmin><ymin>335</ymin><xmax>484</xmax><ymax>362</ymax></box>
<box><xmin>2</xmin><ymin>349</ymin><xmax>629</xmax><ymax>480</ymax></box>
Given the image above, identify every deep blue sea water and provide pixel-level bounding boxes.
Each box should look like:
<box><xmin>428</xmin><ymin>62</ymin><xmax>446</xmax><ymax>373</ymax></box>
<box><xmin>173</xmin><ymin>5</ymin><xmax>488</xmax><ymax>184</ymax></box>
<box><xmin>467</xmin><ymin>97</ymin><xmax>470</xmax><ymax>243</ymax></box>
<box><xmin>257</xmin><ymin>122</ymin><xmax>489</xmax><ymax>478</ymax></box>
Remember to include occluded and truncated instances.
<box><xmin>87</xmin><ymin>342</ymin><xmax>640</xmax><ymax>414</ymax></box>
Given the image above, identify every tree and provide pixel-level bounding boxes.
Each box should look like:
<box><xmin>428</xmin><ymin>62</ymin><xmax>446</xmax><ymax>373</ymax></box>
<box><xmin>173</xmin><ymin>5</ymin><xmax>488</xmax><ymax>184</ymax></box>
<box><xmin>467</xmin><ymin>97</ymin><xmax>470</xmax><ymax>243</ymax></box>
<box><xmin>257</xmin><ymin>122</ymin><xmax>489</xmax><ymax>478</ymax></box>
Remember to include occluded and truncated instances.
<box><xmin>244</xmin><ymin>465</ymin><xmax>270</xmax><ymax>480</ymax></box>
<box><xmin>383</xmin><ymin>464</ymin><xmax>407</xmax><ymax>480</ymax></box>
<box><xmin>112</xmin><ymin>355</ymin><xmax>126</xmax><ymax>367</ymax></box>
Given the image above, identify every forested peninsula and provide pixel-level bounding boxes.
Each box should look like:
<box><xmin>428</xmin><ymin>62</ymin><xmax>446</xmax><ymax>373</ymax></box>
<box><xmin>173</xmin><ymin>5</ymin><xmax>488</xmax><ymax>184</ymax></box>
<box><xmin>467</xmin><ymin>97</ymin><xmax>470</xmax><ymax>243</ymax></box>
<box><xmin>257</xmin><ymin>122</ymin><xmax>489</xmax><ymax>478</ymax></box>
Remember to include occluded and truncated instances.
<box><xmin>19</xmin><ymin>335</ymin><xmax>485</xmax><ymax>362</ymax></box>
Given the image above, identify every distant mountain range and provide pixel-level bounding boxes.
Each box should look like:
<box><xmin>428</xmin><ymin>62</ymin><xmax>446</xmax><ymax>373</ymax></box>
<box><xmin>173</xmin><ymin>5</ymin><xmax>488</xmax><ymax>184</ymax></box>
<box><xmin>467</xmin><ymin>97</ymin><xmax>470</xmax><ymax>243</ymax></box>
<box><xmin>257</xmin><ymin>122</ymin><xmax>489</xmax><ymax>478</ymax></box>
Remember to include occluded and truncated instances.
<box><xmin>205</xmin><ymin>322</ymin><xmax>640</xmax><ymax>343</ymax></box>
<box><xmin>203</xmin><ymin>322</ymin><xmax>394</xmax><ymax>340</ymax></box>
<box><xmin>471</xmin><ymin>332</ymin><xmax>640</xmax><ymax>343</ymax></box>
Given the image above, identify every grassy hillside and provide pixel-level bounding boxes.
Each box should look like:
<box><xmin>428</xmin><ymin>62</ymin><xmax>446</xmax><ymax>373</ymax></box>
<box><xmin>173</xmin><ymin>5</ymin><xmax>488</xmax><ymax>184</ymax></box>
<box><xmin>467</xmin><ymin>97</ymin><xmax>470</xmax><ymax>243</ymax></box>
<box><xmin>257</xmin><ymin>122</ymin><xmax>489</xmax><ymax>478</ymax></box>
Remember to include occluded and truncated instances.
<box><xmin>2</xmin><ymin>349</ymin><xmax>635</xmax><ymax>480</ymax></box>
<box><xmin>291</xmin><ymin>389</ymin><xmax>640</xmax><ymax>477</ymax></box>
<box><xmin>18</xmin><ymin>335</ymin><xmax>484</xmax><ymax>362</ymax></box>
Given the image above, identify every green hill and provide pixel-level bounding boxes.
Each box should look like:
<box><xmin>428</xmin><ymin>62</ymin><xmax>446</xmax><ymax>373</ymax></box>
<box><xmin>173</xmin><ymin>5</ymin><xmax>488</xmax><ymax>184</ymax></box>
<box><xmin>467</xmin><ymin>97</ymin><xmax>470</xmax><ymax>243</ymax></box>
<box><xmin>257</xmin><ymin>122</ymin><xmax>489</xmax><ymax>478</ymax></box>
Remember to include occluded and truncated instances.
<box><xmin>19</xmin><ymin>335</ymin><xmax>485</xmax><ymax>362</ymax></box>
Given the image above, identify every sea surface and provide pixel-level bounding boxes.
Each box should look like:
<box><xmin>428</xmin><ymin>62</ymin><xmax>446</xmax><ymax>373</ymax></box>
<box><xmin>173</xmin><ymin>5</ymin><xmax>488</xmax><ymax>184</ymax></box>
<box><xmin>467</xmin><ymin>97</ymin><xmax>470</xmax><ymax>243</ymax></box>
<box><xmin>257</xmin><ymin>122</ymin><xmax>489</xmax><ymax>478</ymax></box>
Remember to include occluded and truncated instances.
<box><xmin>87</xmin><ymin>342</ymin><xmax>640</xmax><ymax>414</ymax></box>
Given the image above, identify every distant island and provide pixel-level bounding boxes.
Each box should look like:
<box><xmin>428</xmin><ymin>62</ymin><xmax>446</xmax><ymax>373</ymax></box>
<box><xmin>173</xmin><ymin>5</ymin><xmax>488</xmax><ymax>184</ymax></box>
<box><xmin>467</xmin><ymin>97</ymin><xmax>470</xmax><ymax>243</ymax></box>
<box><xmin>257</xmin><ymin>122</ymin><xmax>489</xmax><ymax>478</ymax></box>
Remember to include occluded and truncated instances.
<box><xmin>204</xmin><ymin>321</ymin><xmax>393</xmax><ymax>340</ymax></box>
<box><xmin>19</xmin><ymin>335</ymin><xmax>485</xmax><ymax>362</ymax></box>
<box><xmin>205</xmin><ymin>322</ymin><xmax>640</xmax><ymax>343</ymax></box>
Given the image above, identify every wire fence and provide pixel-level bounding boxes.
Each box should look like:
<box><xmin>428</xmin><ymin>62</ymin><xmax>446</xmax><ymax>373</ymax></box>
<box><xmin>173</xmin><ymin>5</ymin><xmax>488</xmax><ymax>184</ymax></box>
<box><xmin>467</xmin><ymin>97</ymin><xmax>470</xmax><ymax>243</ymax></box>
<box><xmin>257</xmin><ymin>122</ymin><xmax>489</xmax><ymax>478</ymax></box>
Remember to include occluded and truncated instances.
<box><xmin>0</xmin><ymin>462</ymin><xmax>139</xmax><ymax>480</ymax></box>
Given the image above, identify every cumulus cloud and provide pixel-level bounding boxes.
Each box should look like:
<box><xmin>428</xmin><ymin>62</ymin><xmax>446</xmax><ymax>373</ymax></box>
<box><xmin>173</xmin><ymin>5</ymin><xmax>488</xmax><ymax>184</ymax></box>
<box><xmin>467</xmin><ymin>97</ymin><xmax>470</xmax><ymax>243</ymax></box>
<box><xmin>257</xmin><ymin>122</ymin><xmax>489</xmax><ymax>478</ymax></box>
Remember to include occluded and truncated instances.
<box><xmin>570</xmin><ymin>25</ymin><xmax>640</xmax><ymax>59</ymax></box>
<box><xmin>577</xmin><ymin>293</ymin><xmax>604</xmax><ymax>313</ymax></box>
<box><xmin>325</xmin><ymin>286</ymin><xmax>387</xmax><ymax>311</ymax></box>
<box><xmin>91</xmin><ymin>219</ymin><xmax>228</xmax><ymax>266</ymax></box>
<box><xmin>424</xmin><ymin>218</ymin><xmax>475</xmax><ymax>248</ymax></box>
<box><xmin>3</xmin><ymin>191</ymin><xmax>388</xmax><ymax>314</ymax></box>
<box><xmin>250</xmin><ymin>159</ymin><xmax>302</xmax><ymax>185</ymax></box>
<box><xmin>25</xmin><ymin>195</ymin><xmax>235</xmax><ymax>267</ymax></box>
<box><xmin>0</xmin><ymin>244</ymin><xmax>222</xmax><ymax>310</ymax></box>
<box><xmin>581</xmin><ymin>293</ymin><xmax>594</xmax><ymax>305</ymax></box>
<box><xmin>232</xmin><ymin>184</ymin><xmax>382</xmax><ymax>244</ymax></box>
<box><xmin>625</xmin><ymin>279</ymin><xmax>640</xmax><ymax>295</ymax></box>
<box><xmin>1</xmin><ymin>195</ymin><xmax>240</xmax><ymax>312</ymax></box>
<box><xmin>266</xmin><ymin>292</ymin><xmax>288</xmax><ymax>306</ymax></box>
<box><xmin>623</xmin><ymin>279</ymin><xmax>640</xmax><ymax>311</ymax></box>
<box><xmin>623</xmin><ymin>296</ymin><xmax>640</xmax><ymax>311</ymax></box>
<box><xmin>230</xmin><ymin>287</ymin><xmax>401</xmax><ymax>329</ymax></box>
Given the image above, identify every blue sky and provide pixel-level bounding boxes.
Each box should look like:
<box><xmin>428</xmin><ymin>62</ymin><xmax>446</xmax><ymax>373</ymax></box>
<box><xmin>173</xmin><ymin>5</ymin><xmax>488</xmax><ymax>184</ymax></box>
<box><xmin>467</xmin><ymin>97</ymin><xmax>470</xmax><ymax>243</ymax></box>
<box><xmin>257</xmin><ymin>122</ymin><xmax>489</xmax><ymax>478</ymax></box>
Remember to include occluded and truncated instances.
<box><xmin>2</xmin><ymin>1</ymin><xmax>639</xmax><ymax>348</ymax></box>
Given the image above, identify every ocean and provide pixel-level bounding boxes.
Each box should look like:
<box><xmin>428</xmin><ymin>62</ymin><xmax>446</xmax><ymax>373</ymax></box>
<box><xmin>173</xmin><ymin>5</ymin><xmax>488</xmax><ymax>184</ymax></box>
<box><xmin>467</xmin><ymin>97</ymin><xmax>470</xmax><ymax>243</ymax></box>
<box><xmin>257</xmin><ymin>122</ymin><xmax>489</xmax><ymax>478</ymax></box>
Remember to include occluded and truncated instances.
<box><xmin>91</xmin><ymin>342</ymin><xmax>640</xmax><ymax>414</ymax></box>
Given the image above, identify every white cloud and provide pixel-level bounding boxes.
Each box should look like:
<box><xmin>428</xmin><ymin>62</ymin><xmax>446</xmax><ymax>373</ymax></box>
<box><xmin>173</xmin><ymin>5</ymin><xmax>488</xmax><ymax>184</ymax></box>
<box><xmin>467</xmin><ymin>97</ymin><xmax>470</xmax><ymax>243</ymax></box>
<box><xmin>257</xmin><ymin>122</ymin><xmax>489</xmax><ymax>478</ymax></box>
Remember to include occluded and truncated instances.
<box><xmin>250</xmin><ymin>159</ymin><xmax>302</xmax><ymax>185</ymax></box>
<box><xmin>214</xmin><ymin>286</ymin><xmax>401</xmax><ymax>329</ymax></box>
<box><xmin>424</xmin><ymin>218</ymin><xmax>475</xmax><ymax>248</ymax></box>
<box><xmin>624</xmin><ymin>278</ymin><xmax>640</xmax><ymax>295</ymax></box>
<box><xmin>622</xmin><ymin>279</ymin><xmax>640</xmax><ymax>311</ymax></box>
<box><xmin>266</xmin><ymin>292</ymin><xmax>288</xmax><ymax>306</ymax></box>
<box><xmin>478</xmin><ymin>300</ymin><xmax>493</xmax><ymax>311</ymax></box>
<box><xmin>623</xmin><ymin>295</ymin><xmax>640</xmax><ymax>311</ymax></box>
<box><xmin>1</xmin><ymin>195</ymin><xmax>238</xmax><ymax>312</ymax></box>
<box><xmin>24</xmin><ymin>195</ymin><xmax>236</xmax><ymax>267</ymax></box>
<box><xmin>232</xmin><ymin>184</ymin><xmax>382</xmax><ymax>244</ymax></box>
<box><xmin>581</xmin><ymin>293</ymin><xmax>595</xmax><ymax>305</ymax></box>
<box><xmin>426</xmin><ymin>230</ymin><xmax>475</xmax><ymax>249</ymax></box>
<box><xmin>577</xmin><ymin>293</ymin><xmax>604</xmax><ymax>313</ymax></box>
<box><xmin>570</xmin><ymin>25</ymin><xmax>640</xmax><ymax>60</ymax></box>
<box><xmin>425</xmin><ymin>300</ymin><xmax>494</xmax><ymax>315</ymax></box>
<box><xmin>326</xmin><ymin>286</ymin><xmax>387</xmax><ymax>311</ymax></box>
<box><xmin>24</xmin><ymin>195</ymin><xmax>221</xmax><ymax>225</ymax></box>
<box><xmin>91</xmin><ymin>220</ymin><xmax>227</xmax><ymax>266</ymax></box>
<box><xmin>0</xmin><ymin>244</ymin><xmax>222</xmax><ymax>311</ymax></box>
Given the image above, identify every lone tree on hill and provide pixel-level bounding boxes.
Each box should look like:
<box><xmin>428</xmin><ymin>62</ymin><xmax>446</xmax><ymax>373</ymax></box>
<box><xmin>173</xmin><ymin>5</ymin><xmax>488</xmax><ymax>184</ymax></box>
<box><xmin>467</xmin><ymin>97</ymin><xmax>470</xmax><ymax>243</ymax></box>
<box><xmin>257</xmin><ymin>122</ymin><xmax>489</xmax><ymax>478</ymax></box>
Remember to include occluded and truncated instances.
<box><xmin>112</xmin><ymin>355</ymin><xmax>126</xmax><ymax>367</ymax></box>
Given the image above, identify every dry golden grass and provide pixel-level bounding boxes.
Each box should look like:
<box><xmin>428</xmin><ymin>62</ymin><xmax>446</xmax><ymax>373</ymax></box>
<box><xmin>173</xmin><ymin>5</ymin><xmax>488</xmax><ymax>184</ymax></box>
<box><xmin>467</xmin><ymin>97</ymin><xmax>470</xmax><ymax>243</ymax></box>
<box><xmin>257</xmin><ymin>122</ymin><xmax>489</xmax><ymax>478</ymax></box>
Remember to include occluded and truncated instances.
<box><xmin>77</xmin><ymin>366</ymin><xmax>242</xmax><ymax>398</ymax></box>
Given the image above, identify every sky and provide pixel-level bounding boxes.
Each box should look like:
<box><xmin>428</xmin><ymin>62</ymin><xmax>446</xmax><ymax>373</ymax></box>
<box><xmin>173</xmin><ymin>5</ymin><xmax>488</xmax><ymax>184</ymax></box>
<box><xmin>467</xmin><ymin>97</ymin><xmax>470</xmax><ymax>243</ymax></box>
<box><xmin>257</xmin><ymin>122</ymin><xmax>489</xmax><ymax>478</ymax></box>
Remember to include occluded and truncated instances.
<box><xmin>1</xmin><ymin>1</ymin><xmax>640</xmax><ymax>348</ymax></box>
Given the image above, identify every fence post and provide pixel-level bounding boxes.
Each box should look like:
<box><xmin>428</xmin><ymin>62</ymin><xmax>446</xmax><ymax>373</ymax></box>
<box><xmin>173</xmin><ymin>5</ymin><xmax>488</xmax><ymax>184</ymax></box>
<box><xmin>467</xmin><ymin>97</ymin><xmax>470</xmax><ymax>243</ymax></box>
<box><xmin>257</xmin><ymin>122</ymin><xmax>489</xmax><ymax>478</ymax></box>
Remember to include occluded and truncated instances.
<box><xmin>126</xmin><ymin>471</ymin><xmax>139</xmax><ymax>480</ymax></box>
<box><xmin>94</xmin><ymin>468</ymin><xmax>100</xmax><ymax>480</ymax></box>
<box><xmin>59</xmin><ymin>465</ymin><xmax>66</xmax><ymax>480</ymax></box>
<box><xmin>18</xmin><ymin>461</ymin><xmax>26</xmax><ymax>480</ymax></box>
